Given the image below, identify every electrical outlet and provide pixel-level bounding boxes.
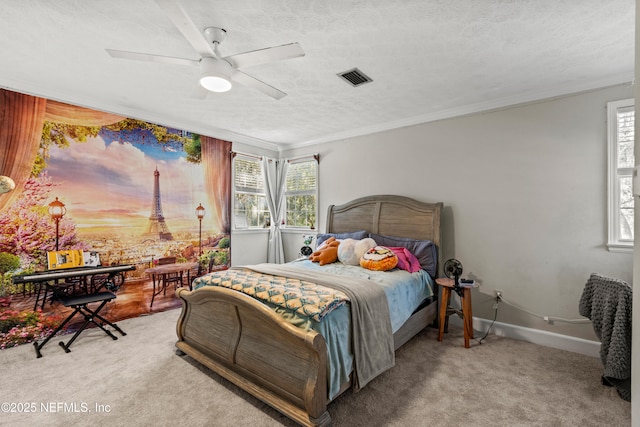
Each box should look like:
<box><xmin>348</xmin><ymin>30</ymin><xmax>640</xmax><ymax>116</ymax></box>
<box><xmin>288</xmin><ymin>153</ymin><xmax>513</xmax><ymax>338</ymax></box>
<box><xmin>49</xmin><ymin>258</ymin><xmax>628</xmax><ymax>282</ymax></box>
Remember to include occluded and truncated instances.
<box><xmin>494</xmin><ymin>290</ymin><xmax>503</xmax><ymax>300</ymax></box>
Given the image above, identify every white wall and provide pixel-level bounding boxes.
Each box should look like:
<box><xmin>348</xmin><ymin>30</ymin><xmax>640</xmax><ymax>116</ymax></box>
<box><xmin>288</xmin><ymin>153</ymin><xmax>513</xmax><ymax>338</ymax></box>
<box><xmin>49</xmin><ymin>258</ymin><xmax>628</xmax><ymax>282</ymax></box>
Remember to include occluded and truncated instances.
<box><xmin>231</xmin><ymin>230</ymin><xmax>270</xmax><ymax>266</ymax></box>
<box><xmin>283</xmin><ymin>84</ymin><xmax>634</xmax><ymax>341</ymax></box>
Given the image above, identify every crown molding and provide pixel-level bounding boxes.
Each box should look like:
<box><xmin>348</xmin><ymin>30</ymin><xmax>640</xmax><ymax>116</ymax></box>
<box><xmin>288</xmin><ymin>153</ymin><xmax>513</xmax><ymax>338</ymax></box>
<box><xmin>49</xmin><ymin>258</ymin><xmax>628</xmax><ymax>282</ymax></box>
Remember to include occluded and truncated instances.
<box><xmin>284</xmin><ymin>73</ymin><xmax>634</xmax><ymax>150</ymax></box>
<box><xmin>3</xmin><ymin>71</ymin><xmax>633</xmax><ymax>154</ymax></box>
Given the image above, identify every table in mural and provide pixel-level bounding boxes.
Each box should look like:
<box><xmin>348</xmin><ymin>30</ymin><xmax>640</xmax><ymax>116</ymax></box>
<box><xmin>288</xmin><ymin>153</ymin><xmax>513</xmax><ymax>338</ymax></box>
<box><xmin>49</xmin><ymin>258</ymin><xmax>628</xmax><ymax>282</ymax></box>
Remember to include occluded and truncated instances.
<box><xmin>145</xmin><ymin>262</ymin><xmax>199</xmax><ymax>308</ymax></box>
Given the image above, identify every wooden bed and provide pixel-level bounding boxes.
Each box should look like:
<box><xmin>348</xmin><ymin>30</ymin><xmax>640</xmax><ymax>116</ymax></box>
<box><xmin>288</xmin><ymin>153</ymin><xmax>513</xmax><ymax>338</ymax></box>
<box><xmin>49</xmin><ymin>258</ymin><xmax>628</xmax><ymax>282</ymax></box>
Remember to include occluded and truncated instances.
<box><xmin>175</xmin><ymin>195</ymin><xmax>443</xmax><ymax>426</ymax></box>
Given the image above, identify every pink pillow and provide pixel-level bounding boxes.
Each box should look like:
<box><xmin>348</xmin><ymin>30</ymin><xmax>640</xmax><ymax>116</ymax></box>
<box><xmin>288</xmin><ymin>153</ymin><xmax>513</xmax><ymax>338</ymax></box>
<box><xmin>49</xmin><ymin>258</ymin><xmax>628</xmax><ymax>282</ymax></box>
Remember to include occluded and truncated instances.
<box><xmin>388</xmin><ymin>247</ymin><xmax>421</xmax><ymax>273</ymax></box>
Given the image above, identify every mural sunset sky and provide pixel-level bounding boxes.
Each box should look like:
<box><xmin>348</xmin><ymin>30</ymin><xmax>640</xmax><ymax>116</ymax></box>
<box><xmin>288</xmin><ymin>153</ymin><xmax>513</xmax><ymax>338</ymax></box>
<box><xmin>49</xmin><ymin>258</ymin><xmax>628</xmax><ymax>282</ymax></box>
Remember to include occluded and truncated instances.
<box><xmin>45</xmin><ymin>133</ymin><xmax>212</xmax><ymax>237</ymax></box>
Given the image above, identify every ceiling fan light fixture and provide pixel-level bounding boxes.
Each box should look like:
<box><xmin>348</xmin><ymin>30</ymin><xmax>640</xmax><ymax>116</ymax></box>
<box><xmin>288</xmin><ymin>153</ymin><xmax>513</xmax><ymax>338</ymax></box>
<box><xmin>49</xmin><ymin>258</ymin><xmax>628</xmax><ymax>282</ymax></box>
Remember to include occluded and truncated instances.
<box><xmin>199</xmin><ymin>57</ymin><xmax>232</xmax><ymax>92</ymax></box>
<box><xmin>200</xmin><ymin>75</ymin><xmax>232</xmax><ymax>92</ymax></box>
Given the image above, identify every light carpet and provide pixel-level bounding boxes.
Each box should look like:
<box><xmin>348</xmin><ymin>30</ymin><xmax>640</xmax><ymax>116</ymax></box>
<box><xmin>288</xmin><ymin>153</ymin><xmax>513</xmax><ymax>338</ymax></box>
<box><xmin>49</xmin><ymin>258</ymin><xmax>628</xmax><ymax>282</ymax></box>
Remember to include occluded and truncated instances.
<box><xmin>0</xmin><ymin>308</ymin><xmax>630</xmax><ymax>426</ymax></box>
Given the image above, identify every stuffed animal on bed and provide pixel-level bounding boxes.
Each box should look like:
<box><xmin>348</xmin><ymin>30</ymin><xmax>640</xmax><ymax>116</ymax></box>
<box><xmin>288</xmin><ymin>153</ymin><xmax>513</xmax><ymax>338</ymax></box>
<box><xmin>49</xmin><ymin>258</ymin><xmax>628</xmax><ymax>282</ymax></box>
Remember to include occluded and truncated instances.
<box><xmin>360</xmin><ymin>246</ymin><xmax>399</xmax><ymax>271</ymax></box>
<box><xmin>309</xmin><ymin>236</ymin><xmax>340</xmax><ymax>265</ymax></box>
<box><xmin>338</xmin><ymin>238</ymin><xmax>377</xmax><ymax>265</ymax></box>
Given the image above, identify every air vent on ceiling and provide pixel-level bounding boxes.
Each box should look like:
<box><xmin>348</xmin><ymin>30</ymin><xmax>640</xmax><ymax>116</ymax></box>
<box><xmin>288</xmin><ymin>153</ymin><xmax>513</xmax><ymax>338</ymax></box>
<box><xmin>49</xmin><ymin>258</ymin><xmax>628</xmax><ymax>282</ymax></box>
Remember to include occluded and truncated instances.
<box><xmin>337</xmin><ymin>68</ymin><xmax>372</xmax><ymax>87</ymax></box>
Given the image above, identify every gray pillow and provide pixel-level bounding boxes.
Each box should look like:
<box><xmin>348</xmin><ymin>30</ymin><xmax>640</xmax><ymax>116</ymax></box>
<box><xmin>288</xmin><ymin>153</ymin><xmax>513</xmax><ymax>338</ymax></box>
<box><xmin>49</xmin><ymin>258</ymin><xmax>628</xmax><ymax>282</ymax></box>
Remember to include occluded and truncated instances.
<box><xmin>316</xmin><ymin>230</ymin><xmax>368</xmax><ymax>247</ymax></box>
<box><xmin>369</xmin><ymin>233</ymin><xmax>438</xmax><ymax>278</ymax></box>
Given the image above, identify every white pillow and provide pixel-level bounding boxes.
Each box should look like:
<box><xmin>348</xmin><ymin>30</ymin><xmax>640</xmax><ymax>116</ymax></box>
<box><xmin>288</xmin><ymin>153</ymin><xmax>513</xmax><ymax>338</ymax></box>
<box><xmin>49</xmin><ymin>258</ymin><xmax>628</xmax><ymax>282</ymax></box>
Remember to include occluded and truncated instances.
<box><xmin>337</xmin><ymin>238</ymin><xmax>376</xmax><ymax>265</ymax></box>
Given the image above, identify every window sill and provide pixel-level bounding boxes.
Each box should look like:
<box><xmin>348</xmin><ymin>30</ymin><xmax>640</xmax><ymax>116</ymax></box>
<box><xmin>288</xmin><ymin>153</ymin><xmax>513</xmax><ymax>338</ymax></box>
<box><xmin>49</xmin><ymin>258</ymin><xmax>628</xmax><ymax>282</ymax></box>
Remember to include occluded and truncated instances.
<box><xmin>232</xmin><ymin>228</ymin><xmax>270</xmax><ymax>234</ymax></box>
<box><xmin>607</xmin><ymin>243</ymin><xmax>633</xmax><ymax>253</ymax></box>
<box><xmin>281</xmin><ymin>228</ymin><xmax>317</xmax><ymax>234</ymax></box>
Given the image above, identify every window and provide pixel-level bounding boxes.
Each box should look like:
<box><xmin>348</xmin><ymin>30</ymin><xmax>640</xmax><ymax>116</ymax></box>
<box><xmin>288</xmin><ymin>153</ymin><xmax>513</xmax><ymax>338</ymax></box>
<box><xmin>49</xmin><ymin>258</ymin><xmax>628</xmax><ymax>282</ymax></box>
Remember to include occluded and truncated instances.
<box><xmin>607</xmin><ymin>99</ymin><xmax>635</xmax><ymax>251</ymax></box>
<box><xmin>232</xmin><ymin>154</ymin><xmax>318</xmax><ymax>230</ymax></box>
<box><xmin>285</xmin><ymin>158</ymin><xmax>318</xmax><ymax>228</ymax></box>
<box><xmin>233</xmin><ymin>155</ymin><xmax>269</xmax><ymax>228</ymax></box>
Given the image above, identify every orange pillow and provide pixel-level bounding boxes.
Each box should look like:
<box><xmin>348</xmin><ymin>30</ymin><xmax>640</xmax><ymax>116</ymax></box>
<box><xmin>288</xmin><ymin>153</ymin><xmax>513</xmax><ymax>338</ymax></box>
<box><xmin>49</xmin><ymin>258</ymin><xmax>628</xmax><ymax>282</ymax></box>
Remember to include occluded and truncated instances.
<box><xmin>309</xmin><ymin>237</ymin><xmax>340</xmax><ymax>266</ymax></box>
<box><xmin>360</xmin><ymin>246</ymin><xmax>398</xmax><ymax>271</ymax></box>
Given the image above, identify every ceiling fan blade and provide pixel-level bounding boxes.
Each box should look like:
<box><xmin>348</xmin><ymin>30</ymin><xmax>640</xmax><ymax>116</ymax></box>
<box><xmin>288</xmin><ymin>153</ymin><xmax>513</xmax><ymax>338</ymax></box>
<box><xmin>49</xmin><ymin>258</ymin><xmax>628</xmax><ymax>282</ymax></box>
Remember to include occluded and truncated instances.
<box><xmin>106</xmin><ymin>49</ymin><xmax>198</xmax><ymax>67</ymax></box>
<box><xmin>231</xmin><ymin>70</ymin><xmax>287</xmax><ymax>100</ymax></box>
<box><xmin>225</xmin><ymin>42</ymin><xmax>305</xmax><ymax>69</ymax></box>
<box><xmin>154</xmin><ymin>0</ymin><xmax>215</xmax><ymax>58</ymax></box>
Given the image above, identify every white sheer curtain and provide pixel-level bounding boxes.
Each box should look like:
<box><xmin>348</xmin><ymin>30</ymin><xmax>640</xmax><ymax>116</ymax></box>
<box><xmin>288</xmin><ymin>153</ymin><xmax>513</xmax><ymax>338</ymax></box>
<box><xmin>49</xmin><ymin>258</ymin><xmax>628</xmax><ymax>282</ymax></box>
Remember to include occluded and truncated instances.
<box><xmin>263</xmin><ymin>157</ymin><xmax>289</xmax><ymax>263</ymax></box>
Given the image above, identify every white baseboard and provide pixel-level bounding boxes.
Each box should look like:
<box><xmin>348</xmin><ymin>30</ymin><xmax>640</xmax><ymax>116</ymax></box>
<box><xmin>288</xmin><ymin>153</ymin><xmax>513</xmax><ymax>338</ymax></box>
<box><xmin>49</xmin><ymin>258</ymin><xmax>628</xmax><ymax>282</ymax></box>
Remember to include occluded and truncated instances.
<box><xmin>447</xmin><ymin>316</ymin><xmax>601</xmax><ymax>358</ymax></box>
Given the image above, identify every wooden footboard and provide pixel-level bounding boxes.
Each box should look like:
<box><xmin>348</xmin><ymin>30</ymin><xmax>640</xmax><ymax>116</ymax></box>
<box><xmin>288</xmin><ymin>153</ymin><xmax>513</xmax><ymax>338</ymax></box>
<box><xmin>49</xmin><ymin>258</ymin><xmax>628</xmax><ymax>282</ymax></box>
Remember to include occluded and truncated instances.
<box><xmin>175</xmin><ymin>286</ymin><xmax>332</xmax><ymax>427</ymax></box>
<box><xmin>175</xmin><ymin>284</ymin><xmax>438</xmax><ymax>426</ymax></box>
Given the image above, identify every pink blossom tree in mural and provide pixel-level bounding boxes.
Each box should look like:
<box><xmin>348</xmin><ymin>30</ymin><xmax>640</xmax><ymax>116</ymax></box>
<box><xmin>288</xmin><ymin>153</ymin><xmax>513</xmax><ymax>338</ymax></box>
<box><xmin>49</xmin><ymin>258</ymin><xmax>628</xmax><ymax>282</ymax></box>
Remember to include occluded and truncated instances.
<box><xmin>0</xmin><ymin>173</ymin><xmax>85</xmax><ymax>268</ymax></box>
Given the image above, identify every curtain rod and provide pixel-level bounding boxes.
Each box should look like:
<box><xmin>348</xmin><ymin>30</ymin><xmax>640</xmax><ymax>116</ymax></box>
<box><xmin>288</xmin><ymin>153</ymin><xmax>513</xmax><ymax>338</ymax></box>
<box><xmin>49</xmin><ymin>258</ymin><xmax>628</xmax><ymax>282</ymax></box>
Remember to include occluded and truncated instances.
<box><xmin>230</xmin><ymin>151</ymin><xmax>319</xmax><ymax>163</ymax></box>
<box><xmin>230</xmin><ymin>151</ymin><xmax>262</xmax><ymax>161</ymax></box>
<box><xmin>287</xmin><ymin>153</ymin><xmax>319</xmax><ymax>163</ymax></box>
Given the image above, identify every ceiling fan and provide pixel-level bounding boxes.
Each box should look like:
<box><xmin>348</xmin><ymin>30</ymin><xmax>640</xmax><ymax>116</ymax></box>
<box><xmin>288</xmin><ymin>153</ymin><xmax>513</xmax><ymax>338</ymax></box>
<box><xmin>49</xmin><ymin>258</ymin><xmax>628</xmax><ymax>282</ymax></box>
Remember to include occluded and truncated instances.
<box><xmin>105</xmin><ymin>0</ymin><xmax>304</xmax><ymax>99</ymax></box>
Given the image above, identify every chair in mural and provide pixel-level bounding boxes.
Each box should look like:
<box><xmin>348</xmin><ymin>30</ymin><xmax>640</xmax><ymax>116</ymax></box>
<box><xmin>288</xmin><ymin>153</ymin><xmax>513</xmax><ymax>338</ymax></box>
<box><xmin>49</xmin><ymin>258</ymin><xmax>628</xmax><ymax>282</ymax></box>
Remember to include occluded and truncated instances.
<box><xmin>156</xmin><ymin>256</ymin><xmax>182</xmax><ymax>289</ymax></box>
<box><xmin>148</xmin><ymin>256</ymin><xmax>188</xmax><ymax>307</ymax></box>
<box><xmin>40</xmin><ymin>276</ymin><xmax>86</xmax><ymax>310</ymax></box>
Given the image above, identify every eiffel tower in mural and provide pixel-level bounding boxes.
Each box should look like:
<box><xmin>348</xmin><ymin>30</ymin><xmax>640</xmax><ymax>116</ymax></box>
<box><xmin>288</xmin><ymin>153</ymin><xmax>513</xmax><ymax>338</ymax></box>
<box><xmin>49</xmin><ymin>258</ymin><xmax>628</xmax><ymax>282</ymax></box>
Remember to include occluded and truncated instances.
<box><xmin>144</xmin><ymin>167</ymin><xmax>173</xmax><ymax>240</ymax></box>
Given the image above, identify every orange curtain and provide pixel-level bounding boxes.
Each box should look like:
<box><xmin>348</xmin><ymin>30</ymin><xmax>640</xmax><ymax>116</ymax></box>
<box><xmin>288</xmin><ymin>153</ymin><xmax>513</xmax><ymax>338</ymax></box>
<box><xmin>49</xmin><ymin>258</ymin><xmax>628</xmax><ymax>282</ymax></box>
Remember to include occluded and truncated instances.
<box><xmin>0</xmin><ymin>90</ymin><xmax>47</xmax><ymax>212</ymax></box>
<box><xmin>43</xmin><ymin>100</ymin><xmax>124</xmax><ymax>126</ymax></box>
<box><xmin>0</xmin><ymin>91</ymin><xmax>126</xmax><ymax>212</ymax></box>
<box><xmin>201</xmin><ymin>137</ymin><xmax>232</xmax><ymax>234</ymax></box>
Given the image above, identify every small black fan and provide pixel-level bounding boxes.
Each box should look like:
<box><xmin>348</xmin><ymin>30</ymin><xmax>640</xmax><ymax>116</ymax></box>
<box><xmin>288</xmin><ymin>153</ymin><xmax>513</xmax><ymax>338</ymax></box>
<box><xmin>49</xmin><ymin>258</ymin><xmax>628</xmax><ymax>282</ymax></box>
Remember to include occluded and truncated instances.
<box><xmin>300</xmin><ymin>234</ymin><xmax>315</xmax><ymax>257</ymax></box>
<box><xmin>443</xmin><ymin>259</ymin><xmax>463</xmax><ymax>295</ymax></box>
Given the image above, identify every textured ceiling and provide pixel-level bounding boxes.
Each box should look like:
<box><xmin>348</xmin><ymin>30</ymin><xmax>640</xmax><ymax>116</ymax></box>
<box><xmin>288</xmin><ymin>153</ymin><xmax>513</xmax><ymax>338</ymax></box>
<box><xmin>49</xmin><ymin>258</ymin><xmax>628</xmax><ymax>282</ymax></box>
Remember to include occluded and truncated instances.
<box><xmin>0</xmin><ymin>0</ymin><xmax>634</xmax><ymax>150</ymax></box>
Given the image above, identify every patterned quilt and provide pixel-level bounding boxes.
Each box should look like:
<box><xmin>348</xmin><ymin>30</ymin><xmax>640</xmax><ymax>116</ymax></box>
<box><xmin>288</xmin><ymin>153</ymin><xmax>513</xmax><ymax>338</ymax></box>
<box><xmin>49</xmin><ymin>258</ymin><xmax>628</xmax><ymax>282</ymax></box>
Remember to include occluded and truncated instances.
<box><xmin>194</xmin><ymin>268</ymin><xmax>349</xmax><ymax>322</ymax></box>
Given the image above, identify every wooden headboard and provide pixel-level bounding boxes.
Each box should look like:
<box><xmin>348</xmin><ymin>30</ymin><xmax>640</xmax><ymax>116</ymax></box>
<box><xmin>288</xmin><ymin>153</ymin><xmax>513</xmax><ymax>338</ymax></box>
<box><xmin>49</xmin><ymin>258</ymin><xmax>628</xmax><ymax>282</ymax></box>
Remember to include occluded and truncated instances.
<box><xmin>326</xmin><ymin>195</ymin><xmax>443</xmax><ymax>274</ymax></box>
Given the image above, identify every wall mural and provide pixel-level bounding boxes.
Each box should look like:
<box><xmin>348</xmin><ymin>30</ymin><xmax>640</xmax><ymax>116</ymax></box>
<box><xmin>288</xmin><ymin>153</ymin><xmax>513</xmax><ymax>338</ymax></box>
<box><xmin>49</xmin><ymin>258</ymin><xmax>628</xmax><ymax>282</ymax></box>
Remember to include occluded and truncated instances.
<box><xmin>0</xmin><ymin>89</ymin><xmax>231</xmax><ymax>349</ymax></box>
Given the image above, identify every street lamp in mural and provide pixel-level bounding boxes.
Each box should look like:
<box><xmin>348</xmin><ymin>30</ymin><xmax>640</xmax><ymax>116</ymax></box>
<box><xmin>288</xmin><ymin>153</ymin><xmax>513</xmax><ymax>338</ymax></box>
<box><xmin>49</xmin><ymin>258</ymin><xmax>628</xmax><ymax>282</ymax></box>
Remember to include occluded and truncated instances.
<box><xmin>196</xmin><ymin>203</ymin><xmax>205</xmax><ymax>256</ymax></box>
<box><xmin>48</xmin><ymin>197</ymin><xmax>66</xmax><ymax>251</ymax></box>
